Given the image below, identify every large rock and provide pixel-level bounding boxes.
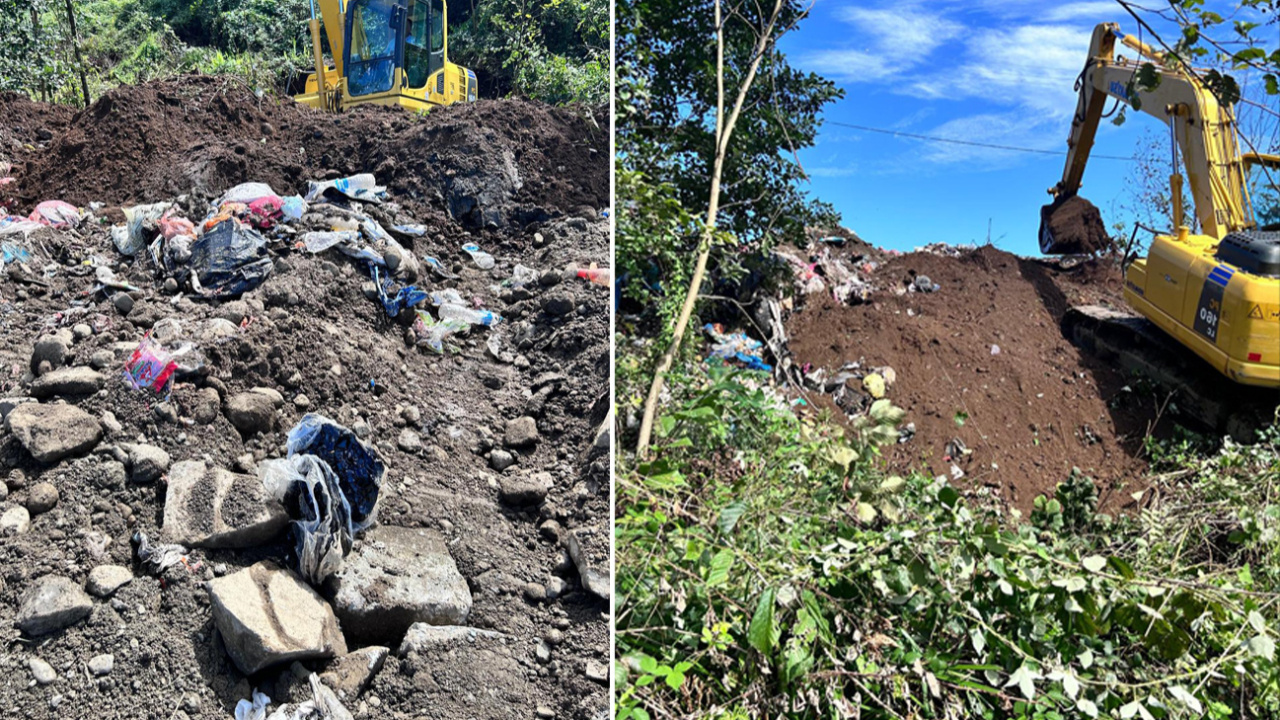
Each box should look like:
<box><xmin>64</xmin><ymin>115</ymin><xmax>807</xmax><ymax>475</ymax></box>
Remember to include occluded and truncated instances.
<box><xmin>395</xmin><ymin>624</ymin><xmax>530</xmax><ymax>715</ymax></box>
<box><xmin>16</xmin><ymin>575</ymin><xmax>94</xmax><ymax>636</ymax></box>
<box><xmin>567</xmin><ymin>526</ymin><xmax>611</xmax><ymax>601</ymax></box>
<box><xmin>1</xmin><ymin>506</ymin><xmax>30</xmax><ymax>534</ymax></box>
<box><xmin>6</xmin><ymin>404</ymin><xmax>102</xmax><ymax>463</ymax></box>
<box><xmin>498</xmin><ymin>471</ymin><xmax>552</xmax><ymax>506</ymax></box>
<box><xmin>86</xmin><ymin>565</ymin><xmax>133</xmax><ymax>597</ymax></box>
<box><xmin>0</xmin><ymin>396</ymin><xmax>35</xmax><ymax>422</ymax></box>
<box><xmin>162</xmin><ymin>461</ymin><xmax>287</xmax><ymax>548</ymax></box>
<box><xmin>321</xmin><ymin>646</ymin><xmax>389</xmax><ymax>698</ymax></box>
<box><xmin>209</xmin><ymin>561</ymin><xmax>347</xmax><ymax>675</ymax></box>
<box><xmin>30</xmin><ymin>334</ymin><xmax>69</xmax><ymax>373</ymax></box>
<box><xmin>225</xmin><ymin>391</ymin><xmax>276</xmax><ymax>434</ymax></box>
<box><xmin>30</xmin><ymin>367</ymin><xmax>106</xmax><ymax>398</ymax></box>
<box><xmin>325</xmin><ymin>526</ymin><xmax>472</xmax><ymax>645</ymax></box>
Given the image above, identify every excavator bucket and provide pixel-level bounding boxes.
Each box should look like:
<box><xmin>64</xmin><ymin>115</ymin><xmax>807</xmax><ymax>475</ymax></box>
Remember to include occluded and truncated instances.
<box><xmin>1039</xmin><ymin>194</ymin><xmax>1111</xmax><ymax>255</ymax></box>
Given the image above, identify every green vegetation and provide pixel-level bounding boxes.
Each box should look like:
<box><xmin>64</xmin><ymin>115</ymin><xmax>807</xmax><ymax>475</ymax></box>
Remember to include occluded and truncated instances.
<box><xmin>0</xmin><ymin>0</ymin><xmax>605</xmax><ymax>105</ymax></box>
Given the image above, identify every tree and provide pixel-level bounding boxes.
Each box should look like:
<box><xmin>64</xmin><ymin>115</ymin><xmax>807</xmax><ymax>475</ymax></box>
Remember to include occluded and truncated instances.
<box><xmin>618</xmin><ymin>0</ymin><xmax>839</xmax><ymax>456</ymax></box>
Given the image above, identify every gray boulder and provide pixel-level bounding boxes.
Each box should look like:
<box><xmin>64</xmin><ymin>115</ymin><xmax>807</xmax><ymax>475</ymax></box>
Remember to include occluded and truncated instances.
<box><xmin>6</xmin><ymin>404</ymin><xmax>102</xmax><ymax>463</ymax></box>
<box><xmin>30</xmin><ymin>367</ymin><xmax>106</xmax><ymax>398</ymax></box>
<box><xmin>16</xmin><ymin>575</ymin><xmax>94</xmax><ymax>636</ymax></box>
<box><xmin>162</xmin><ymin>461</ymin><xmax>287</xmax><ymax>548</ymax></box>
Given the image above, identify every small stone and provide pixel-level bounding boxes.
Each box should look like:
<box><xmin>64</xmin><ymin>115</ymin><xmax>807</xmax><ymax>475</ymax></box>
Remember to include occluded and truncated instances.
<box><xmin>401</xmin><ymin>405</ymin><xmax>421</xmax><ymax>424</ymax></box>
<box><xmin>100</xmin><ymin>410</ymin><xmax>123</xmax><ymax>434</ymax></box>
<box><xmin>31</xmin><ymin>335</ymin><xmax>69</xmax><ymax>373</ymax></box>
<box><xmin>536</xmin><ymin>707</ymin><xmax>555</xmax><ymax>719</ymax></box>
<box><xmin>538</xmin><ymin>269</ymin><xmax>560</xmax><ymax>286</ymax></box>
<box><xmin>542</xmin><ymin>293</ymin><xmax>574</xmax><ymax>316</ymax></box>
<box><xmin>584</xmin><ymin>660</ymin><xmax>608</xmax><ymax>684</ymax></box>
<box><xmin>544</xmin><ymin>628</ymin><xmax>564</xmax><ymax>646</ymax></box>
<box><xmin>87</xmin><ymin>565</ymin><xmax>133</xmax><ymax>597</ymax></box>
<box><xmin>29</xmin><ymin>657</ymin><xmax>56</xmax><ymax>685</ymax></box>
<box><xmin>566</xmin><ymin>526</ymin><xmax>611</xmax><ymax>601</ymax></box>
<box><xmin>89</xmin><ymin>350</ymin><xmax>114</xmax><ymax>370</ymax></box>
<box><xmin>488</xmin><ymin>449</ymin><xmax>515</xmax><ymax>471</ymax></box>
<box><xmin>26</xmin><ymin>482</ymin><xmax>59</xmax><ymax>514</ymax></box>
<box><xmin>163</xmin><ymin>278</ymin><xmax>179</xmax><ymax>294</ymax></box>
<box><xmin>397</xmin><ymin>428</ymin><xmax>422</xmax><ymax>453</ymax></box>
<box><xmin>225</xmin><ymin>392</ymin><xmax>276</xmax><ymax>435</ymax></box>
<box><xmin>72</xmin><ymin>323</ymin><xmax>92</xmax><ymax>341</ymax></box>
<box><xmin>498</xmin><ymin>471</ymin><xmax>552</xmax><ymax>506</ymax></box>
<box><xmin>294</xmin><ymin>394</ymin><xmax>311</xmax><ymax>409</ymax></box>
<box><xmin>88</xmin><ymin>654</ymin><xmax>114</xmax><ymax>676</ymax></box>
<box><xmin>538</xmin><ymin>519</ymin><xmax>561</xmax><ymax>542</ymax></box>
<box><xmin>113</xmin><ymin>293</ymin><xmax>134</xmax><ymax>315</ymax></box>
<box><xmin>545</xmin><ymin>577</ymin><xmax>567</xmax><ymax>600</ymax></box>
<box><xmin>126</xmin><ymin>444</ymin><xmax>171</xmax><ymax>483</ymax></box>
<box><xmin>523</xmin><ymin>582</ymin><xmax>547</xmax><ymax>603</ymax></box>
<box><xmin>1</xmin><ymin>506</ymin><xmax>31</xmax><ymax>534</ymax></box>
<box><xmin>534</xmin><ymin>640</ymin><xmax>551</xmax><ymax>664</ymax></box>
<box><xmin>189</xmin><ymin>387</ymin><xmax>221</xmax><ymax>425</ymax></box>
<box><xmin>504</xmin><ymin>416</ymin><xmax>539</xmax><ymax>448</ymax></box>
<box><xmin>16</xmin><ymin>575</ymin><xmax>94</xmax><ymax>636</ymax></box>
<box><xmin>320</xmin><ymin>646</ymin><xmax>389</xmax><ymax>698</ymax></box>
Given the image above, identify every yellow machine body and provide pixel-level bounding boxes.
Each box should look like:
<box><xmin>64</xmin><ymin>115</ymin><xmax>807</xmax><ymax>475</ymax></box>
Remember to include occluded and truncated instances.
<box><xmin>1046</xmin><ymin>23</ymin><xmax>1280</xmax><ymax>389</ymax></box>
<box><xmin>294</xmin><ymin>0</ymin><xmax>477</xmax><ymax>112</ymax></box>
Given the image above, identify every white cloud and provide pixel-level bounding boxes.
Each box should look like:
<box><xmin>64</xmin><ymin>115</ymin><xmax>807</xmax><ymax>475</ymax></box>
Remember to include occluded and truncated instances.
<box><xmin>804</xmin><ymin>166</ymin><xmax>859</xmax><ymax>178</ymax></box>
<box><xmin>1042</xmin><ymin>1</ymin><xmax>1125</xmax><ymax>23</ymax></box>
<box><xmin>802</xmin><ymin>4</ymin><xmax>963</xmax><ymax>82</ymax></box>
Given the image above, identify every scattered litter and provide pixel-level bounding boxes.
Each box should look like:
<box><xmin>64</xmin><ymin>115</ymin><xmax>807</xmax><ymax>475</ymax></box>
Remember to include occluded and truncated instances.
<box><xmin>299</xmin><ymin>230</ymin><xmax>359</xmax><ymax>254</ymax></box>
<box><xmin>577</xmin><ymin>266</ymin><xmax>612</xmax><ymax>286</ymax></box>
<box><xmin>28</xmin><ymin>200</ymin><xmax>82</xmax><ymax>228</ymax></box>
<box><xmin>305</xmin><ymin>174</ymin><xmax>386</xmax><ymax>204</ymax></box>
<box><xmin>422</xmin><ymin>255</ymin><xmax>458</xmax><ymax>280</ymax></box>
<box><xmin>219</xmin><ymin>182</ymin><xmax>280</xmax><ymax>206</ymax></box>
<box><xmin>438</xmin><ymin>302</ymin><xmax>501</xmax><ymax>327</ymax></box>
<box><xmin>1</xmin><ymin>240</ymin><xmax>32</xmax><ymax>264</ymax></box>
<box><xmin>911</xmin><ymin>275</ymin><xmax>940</xmax><ymax>293</ymax></box>
<box><xmin>95</xmin><ymin>264</ymin><xmax>142</xmax><ymax>293</ymax></box>
<box><xmin>236</xmin><ymin>689</ymin><xmax>272</xmax><ymax>720</ymax></box>
<box><xmin>123</xmin><ymin>333</ymin><xmax>181</xmax><ymax>394</ymax></box>
<box><xmin>704</xmin><ymin>324</ymin><xmax>771</xmax><ymax>371</ymax></box>
<box><xmin>236</xmin><ymin>675</ymin><xmax>353</xmax><ymax>720</ymax></box>
<box><xmin>185</xmin><ymin>219</ymin><xmax>273</xmax><ymax>298</ymax></box>
<box><xmin>427</xmin><ymin>288</ymin><xmax>464</xmax><ymax>306</ymax></box>
<box><xmin>282</xmin><ymin>195</ymin><xmax>306</xmax><ymax>221</ymax></box>
<box><xmin>370</xmin><ymin>265</ymin><xmax>427</xmax><ymax>317</ymax></box>
<box><xmin>507</xmin><ymin>264</ymin><xmax>538</xmax><ymax>288</ymax></box>
<box><xmin>132</xmin><ymin>531</ymin><xmax>193</xmax><ymax>575</ymax></box>
<box><xmin>158</xmin><ymin>211</ymin><xmax>195</xmax><ymax>240</ymax></box>
<box><xmin>897</xmin><ymin>422</ymin><xmax>916</xmax><ymax>444</ymax></box>
<box><xmin>863</xmin><ymin>372</ymin><xmax>886</xmax><ymax>399</ymax></box>
<box><xmin>112</xmin><ymin>202</ymin><xmax>171</xmax><ymax>256</ymax></box>
<box><xmin>390</xmin><ymin>224</ymin><xmax>427</xmax><ymax>237</ymax></box>
<box><xmin>412</xmin><ymin>310</ymin><xmax>468</xmax><ymax>353</ymax></box>
<box><xmin>462</xmin><ymin>242</ymin><xmax>495</xmax><ymax>270</ymax></box>
<box><xmin>990</xmin><ymin>344</ymin><xmax>1001</xmax><ymax>356</ymax></box>
<box><xmin>261</xmin><ymin>415</ymin><xmax>385</xmax><ymax>584</ymax></box>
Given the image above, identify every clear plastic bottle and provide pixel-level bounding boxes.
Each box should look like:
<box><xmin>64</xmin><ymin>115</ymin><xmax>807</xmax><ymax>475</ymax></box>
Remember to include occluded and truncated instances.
<box><xmin>439</xmin><ymin>302</ymin><xmax>501</xmax><ymax>327</ymax></box>
<box><xmin>428</xmin><ymin>288</ymin><xmax>464</xmax><ymax>306</ymax></box>
<box><xmin>462</xmin><ymin>243</ymin><xmax>495</xmax><ymax>270</ymax></box>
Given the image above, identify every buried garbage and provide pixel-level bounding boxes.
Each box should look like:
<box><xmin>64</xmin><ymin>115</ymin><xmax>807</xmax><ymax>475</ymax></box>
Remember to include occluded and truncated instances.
<box><xmin>260</xmin><ymin>415</ymin><xmax>385</xmax><ymax>585</ymax></box>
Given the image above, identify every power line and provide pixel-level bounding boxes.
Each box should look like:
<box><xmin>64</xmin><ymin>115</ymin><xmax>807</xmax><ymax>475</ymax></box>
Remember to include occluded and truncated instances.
<box><xmin>825</xmin><ymin>120</ymin><xmax>1137</xmax><ymax>161</ymax></box>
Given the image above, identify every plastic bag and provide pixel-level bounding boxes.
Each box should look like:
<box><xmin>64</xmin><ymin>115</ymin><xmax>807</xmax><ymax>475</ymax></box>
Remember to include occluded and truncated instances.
<box><xmin>236</xmin><ymin>690</ymin><xmax>272</xmax><ymax>720</ymax></box>
<box><xmin>264</xmin><ymin>675</ymin><xmax>353</xmax><ymax>720</ymax></box>
<box><xmin>462</xmin><ymin>242</ymin><xmax>495</xmax><ymax>270</ymax></box>
<box><xmin>304</xmin><ymin>174</ymin><xmax>385</xmax><ymax>204</ymax></box>
<box><xmin>508</xmin><ymin>264</ymin><xmax>538</xmax><ymax>288</ymax></box>
<box><xmin>0</xmin><ymin>218</ymin><xmax>45</xmax><ymax>239</ymax></box>
<box><xmin>423</xmin><ymin>256</ymin><xmax>458</xmax><ymax>280</ymax></box>
<box><xmin>113</xmin><ymin>202</ymin><xmax>171</xmax><ymax>256</ymax></box>
<box><xmin>412</xmin><ymin>310</ymin><xmax>468</xmax><ymax>353</ymax></box>
<box><xmin>261</xmin><ymin>415</ymin><xmax>384</xmax><ymax>584</ymax></box>
<box><xmin>132</xmin><ymin>531</ymin><xmax>191</xmax><ymax>574</ymax></box>
<box><xmin>158</xmin><ymin>212</ymin><xmax>196</xmax><ymax>240</ymax></box>
<box><xmin>218</xmin><ymin>182</ymin><xmax>279</xmax><ymax>206</ymax></box>
<box><xmin>299</xmin><ymin>231</ymin><xmax>358</xmax><ymax>254</ymax></box>
<box><xmin>371</xmin><ymin>265</ymin><xmax>427</xmax><ymax>317</ymax></box>
<box><xmin>1</xmin><ymin>240</ymin><xmax>32</xmax><ymax>264</ymax></box>
<box><xmin>123</xmin><ymin>333</ymin><xmax>180</xmax><ymax>394</ymax></box>
<box><xmin>28</xmin><ymin>200</ymin><xmax>82</xmax><ymax>228</ymax></box>
<box><xmin>248</xmin><ymin>196</ymin><xmax>285</xmax><ymax>229</ymax></box>
<box><xmin>187</xmin><ymin>219</ymin><xmax>273</xmax><ymax>298</ymax></box>
<box><xmin>281</xmin><ymin>196</ymin><xmax>307</xmax><ymax>221</ymax></box>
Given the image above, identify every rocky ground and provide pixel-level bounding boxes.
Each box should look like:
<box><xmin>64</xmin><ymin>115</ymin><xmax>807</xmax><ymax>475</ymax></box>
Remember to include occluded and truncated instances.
<box><xmin>0</xmin><ymin>76</ymin><xmax>610</xmax><ymax>719</ymax></box>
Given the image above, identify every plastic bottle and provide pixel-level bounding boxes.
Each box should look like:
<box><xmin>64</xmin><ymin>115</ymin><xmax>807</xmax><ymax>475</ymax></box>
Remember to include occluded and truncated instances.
<box><xmin>462</xmin><ymin>243</ymin><xmax>495</xmax><ymax>270</ymax></box>
<box><xmin>577</xmin><ymin>267</ymin><xmax>613</xmax><ymax>286</ymax></box>
<box><xmin>439</xmin><ymin>302</ymin><xmax>501</xmax><ymax>327</ymax></box>
<box><xmin>428</xmin><ymin>288</ymin><xmax>464</xmax><ymax>306</ymax></box>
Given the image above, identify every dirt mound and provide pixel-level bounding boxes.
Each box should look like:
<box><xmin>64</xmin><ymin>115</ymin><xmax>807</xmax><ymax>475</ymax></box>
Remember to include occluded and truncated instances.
<box><xmin>1040</xmin><ymin>195</ymin><xmax>1110</xmax><ymax>255</ymax></box>
<box><xmin>787</xmin><ymin>245</ymin><xmax>1164</xmax><ymax>513</ymax></box>
<box><xmin>10</xmin><ymin>75</ymin><xmax>607</xmax><ymax>231</ymax></box>
<box><xmin>0</xmin><ymin>78</ymin><xmax>609</xmax><ymax>719</ymax></box>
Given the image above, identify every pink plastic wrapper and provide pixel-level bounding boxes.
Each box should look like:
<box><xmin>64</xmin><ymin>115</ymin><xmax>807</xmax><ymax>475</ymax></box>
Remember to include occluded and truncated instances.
<box><xmin>29</xmin><ymin>200</ymin><xmax>82</xmax><ymax>228</ymax></box>
<box><xmin>247</xmin><ymin>196</ymin><xmax>284</xmax><ymax>229</ymax></box>
<box><xmin>159</xmin><ymin>212</ymin><xmax>196</xmax><ymax>240</ymax></box>
<box><xmin>123</xmin><ymin>334</ymin><xmax>178</xmax><ymax>394</ymax></box>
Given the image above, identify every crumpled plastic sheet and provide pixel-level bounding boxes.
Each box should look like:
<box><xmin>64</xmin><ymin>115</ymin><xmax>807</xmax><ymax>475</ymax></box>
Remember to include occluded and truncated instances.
<box><xmin>133</xmin><ymin>531</ymin><xmax>192</xmax><ymax>575</ymax></box>
<box><xmin>304</xmin><ymin>174</ymin><xmax>386</xmax><ymax>204</ymax></box>
<box><xmin>371</xmin><ymin>264</ymin><xmax>428</xmax><ymax>317</ymax></box>
<box><xmin>412</xmin><ymin>310</ymin><xmax>468</xmax><ymax>353</ymax></box>
<box><xmin>1</xmin><ymin>240</ymin><xmax>33</xmax><ymax>264</ymax></box>
<box><xmin>704</xmin><ymin>323</ymin><xmax>772</xmax><ymax>372</ymax></box>
<box><xmin>236</xmin><ymin>675</ymin><xmax>353</xmax><ymax>720</ymax></box>
<box><xmin>260</xmin><ymin>415</ymin><xmax>384</xmax><ymax>584</ymax></box>
<box><xmin>112</xmin><ymin>202</ymin><xmax>171</xmax><ymax>256</ymax></box>
<box><xmin>219</xmin><ymin>182</ymin><xmax>279</xmax><ymax>206</ymax></box>
<box><xmin>28</xmin><ymin>200</ymin><xmax>82</xmax><ymax>228</ymax></box>
<box><xmin>186</xmin><ymin>219</ymin><xmax>273</xmax><ymax>298</ymax></box>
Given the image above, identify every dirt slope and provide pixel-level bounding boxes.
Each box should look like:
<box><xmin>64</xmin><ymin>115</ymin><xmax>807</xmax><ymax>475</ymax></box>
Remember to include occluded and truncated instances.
<box><xmin>788</xmin><ymin>245</ymin><xmax>1168</xmax><ymax>513</ymax></box>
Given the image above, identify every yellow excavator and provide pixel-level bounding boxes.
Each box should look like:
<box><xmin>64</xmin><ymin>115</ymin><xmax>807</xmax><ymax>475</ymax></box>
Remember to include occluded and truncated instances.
<box><xmin>294</xmin><ymin>0</ymin><xmax>477</xmax><ymax>111</ymax></box>
<box><xmin>1040</xmin><ymin>22</ymin><xmax>1280</xmax><ymax>437</ymax></box>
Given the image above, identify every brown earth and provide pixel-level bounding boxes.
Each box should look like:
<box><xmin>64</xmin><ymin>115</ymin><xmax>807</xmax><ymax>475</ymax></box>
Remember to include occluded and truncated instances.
<box><xmin>787</xmin><ymin>244</ymin><xmax>1171</xmax><ymax>514</ymax></box>
<box><xmin>0</xmin><ymin>76</ymin><xmax>609</xmax><ymax>719</ymax></box>
<box><xmin>1040</xmin><ymin>195</ymin><xmax>1111</xmax><ymax>255</ymax></box>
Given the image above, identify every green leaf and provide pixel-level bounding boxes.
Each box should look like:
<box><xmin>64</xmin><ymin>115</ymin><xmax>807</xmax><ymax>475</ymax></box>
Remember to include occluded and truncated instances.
<box><xmin>1168</xmin><ymin>686</ymin><xmax>1203</xmax><ymax>715</ymax></box>
<box><xmin>939</xmin><ymin>485</ymin><xmax>960</xmax><ymax>507</ymax></box>
<box><xmin>748</xmin><ymin>588</ymin><xmax>778</xmax><ymax>654</ymax></box>
<box><xmin>1076</xmin><ymin>698</ymin><xmax>1099</xmax><ymax>718</ymax></box>
<box><xmin>855</xmin><ymin>501</ymin><xmax>877</xmax><ymax>523</ymax></box>
<box><xmin>1249</xmin><ymin>610</ymin><xmax>1266</xmax><ymax>634</ymax></box>
<box><xmin>969</xmin><ymin>627</ymin><xmax>986</xmax><ymax>655</ymax></box>
<box><xmin>707</xmin><ymin>549</ymin><xmax>734</xmax><ymax>588</ymax></box>
<box><xmin>717</xmin><ymin>500</ymin><xmax>748</xmax><ymax>535</ymax></box>
<box><xmin>665</xmin><ymin>668</ymin><xmax>685</xmax><ymax>690</ymax></box>
<box><xmin>1248</xmin><ymin>634</ymin><xmax>1276</xmax><ymax>661</ymax></box>
<box><xmin>1004</xmin><ymin>662</ymin><xmax>1039</xmax><ymax>701</ymax></box>
<box><xmin>638</xmin><ymin>655</ymin><xmax>657</xmax><ymax>673</ymax></box>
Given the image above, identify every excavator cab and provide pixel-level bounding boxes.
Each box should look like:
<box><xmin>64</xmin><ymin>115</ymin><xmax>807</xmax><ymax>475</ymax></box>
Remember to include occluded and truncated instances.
<box><xmin>295</xmin><ymin>0</ymin><xmax>477</xmax><ymax>112</ymax></box>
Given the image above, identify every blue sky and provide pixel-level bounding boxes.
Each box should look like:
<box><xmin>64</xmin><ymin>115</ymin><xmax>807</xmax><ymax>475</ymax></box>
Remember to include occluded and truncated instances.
<box><xmin>777</xmin><ymin>0</ymin><xmax>1275</xmax><ymax>256</ymax></box>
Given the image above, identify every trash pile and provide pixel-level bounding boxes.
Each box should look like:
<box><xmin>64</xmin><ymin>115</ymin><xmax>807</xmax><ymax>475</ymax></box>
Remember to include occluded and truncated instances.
<box><xmin>0</xmin><ymin>77</ymin><xmax>611</xmax><ymax>720</ymax></box>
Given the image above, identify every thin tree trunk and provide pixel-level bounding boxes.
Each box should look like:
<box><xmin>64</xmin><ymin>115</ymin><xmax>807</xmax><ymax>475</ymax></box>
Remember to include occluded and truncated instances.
<box><xmin>62</xmin><ymin>0</ymin><xmax>90</xmax><ymax>107</ymax></box>
<box><xmin>31</xmin><ymin>6</ymin><xmax>45</xmax><ymax>102</ymax></box>
<box><xmin>634</xmin><ymin>0</ymin><xmax>784</xmax><ymax>457</ymax></box>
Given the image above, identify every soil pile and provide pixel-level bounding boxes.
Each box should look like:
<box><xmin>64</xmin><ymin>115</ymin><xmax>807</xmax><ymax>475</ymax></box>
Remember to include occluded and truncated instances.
<box><xmin>1040</xmin><ymin>195</ymin><xmax>1111</xmax><ymax>255</ymax></box>
<box><xmin>788</xmin><ymin>244</ymin><xmax>1162</xmax><ymax>513</ymax></box>
<box><xmin>0</xmin><ymin>76</ymin><xmax>609</xmax><ymax>720</ymax></box>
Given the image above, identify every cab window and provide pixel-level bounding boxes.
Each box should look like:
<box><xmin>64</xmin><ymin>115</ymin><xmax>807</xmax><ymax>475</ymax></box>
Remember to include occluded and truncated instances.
<box><xmin>346</xmin><ymin>0</ymin><xmax>398</xmax><ymax>96</ymax></box>
<box><xmin>405</xmin><ymin>0</ymin><xmax>446</xmax><ymax>88</ymax></box>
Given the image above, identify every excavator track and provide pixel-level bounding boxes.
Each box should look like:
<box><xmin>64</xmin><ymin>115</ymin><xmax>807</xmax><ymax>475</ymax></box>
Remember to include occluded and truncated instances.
<box><xmin>1062</xmin><ymin>305</ymin><xmax>1280</xmax><ymax>441</ymax></box>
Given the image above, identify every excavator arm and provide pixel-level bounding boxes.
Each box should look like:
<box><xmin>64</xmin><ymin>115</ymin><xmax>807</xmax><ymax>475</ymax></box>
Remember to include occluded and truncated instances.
<box><xmin>1042</xmin><ymin>23</ymin><xmax>1258</xmax><ymax>252</ymax></box>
